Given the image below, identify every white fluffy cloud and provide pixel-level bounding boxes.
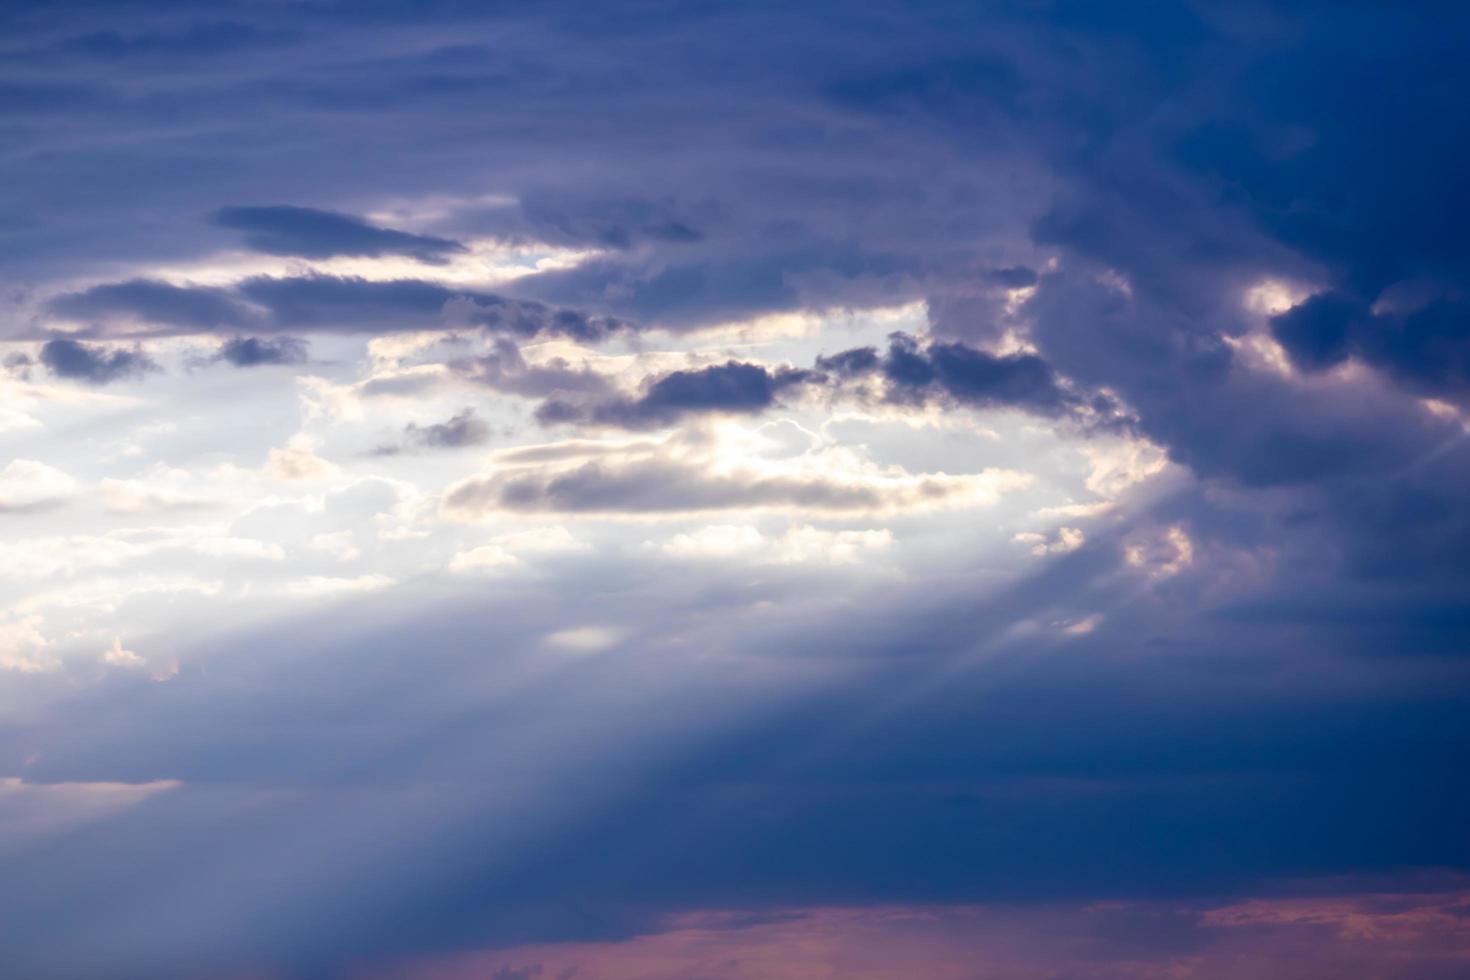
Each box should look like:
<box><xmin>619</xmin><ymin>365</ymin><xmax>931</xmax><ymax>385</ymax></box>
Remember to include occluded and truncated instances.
<box><xmin>0</xmin><ymin>460</ymin><xmax>77</xmax><ymax>512</ymax></box>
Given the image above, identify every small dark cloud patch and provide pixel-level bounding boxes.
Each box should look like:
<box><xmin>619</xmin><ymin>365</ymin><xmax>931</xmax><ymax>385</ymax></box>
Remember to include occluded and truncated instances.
<box><xmin>812</xmin><ymin>347</ymin><xmax>880</xmax><ymax>377</ymax></box>
<box><xmin>213</xmin><ymin>205</ymin><xmax>467</xmax><ymax>263</ymax></box>
<box><xmin>1270</xmin><ymin>292</ymin><xmax>1364</xmax><ymax>372</ymax></box>
<box><xmin>39</xmin><ymin>338</ymin><xmax>158</xmax><ymax>385</ymax></box>
<box><xmin>608</xmin><ymin>361</ymin><xmax>815</xmax><ymax>426</ymax></box>
<box><xmin>821</xmin><ymin>332</ymin><xmax>1076</xmax><ymax>416</ymax></box>
<box><xmin>540</xmin><ymin>361</ymin><xmax>816</xmax><ymax>429</ymax></box>
<box><xmin>214</xmin><ymin>335</ymin><xmax>308</xmax><ymax>367</ymax></box>
<box><xmin>406</xmin><ymin>409</ymin><xmax>491</xmax><ymax>449</ymax></box>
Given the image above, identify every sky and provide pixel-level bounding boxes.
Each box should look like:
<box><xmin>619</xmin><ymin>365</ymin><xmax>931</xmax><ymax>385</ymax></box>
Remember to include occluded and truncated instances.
<box><xmin>2</xmin><ymin>2</ymin><xmax>1470</xmax><ymax>977</ymax></box>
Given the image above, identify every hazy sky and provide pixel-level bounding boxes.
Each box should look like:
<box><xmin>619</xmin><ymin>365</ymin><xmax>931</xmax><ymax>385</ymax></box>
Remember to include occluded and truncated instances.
<box><xmin>3</xmin><ymin>3</ymin><xmax>1470</xmax><ymax>978</ymax></box>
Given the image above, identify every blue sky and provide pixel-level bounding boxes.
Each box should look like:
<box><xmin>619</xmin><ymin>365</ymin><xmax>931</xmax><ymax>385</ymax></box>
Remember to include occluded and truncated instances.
<box><xmin>3</xmin><ymin>3</ymin><xmax>1470</xmax><ymax>978</ymax></box>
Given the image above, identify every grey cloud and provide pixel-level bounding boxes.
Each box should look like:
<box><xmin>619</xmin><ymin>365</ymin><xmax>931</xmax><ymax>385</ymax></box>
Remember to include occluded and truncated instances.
<box><xmin>446</xmin><ymin>460</ymin><xmax>882</xmax><ymax>517</ymax></box>
<box><xmin>821</xmin><ymin>332</ymin><xmax>1079</xmax><ymax>417</ymax></box>
<box><xmin>543</xmin><ymin>334</ymin><xmax>1111</xmax><ymax>431</ymax></box>
<box><xmin>451</xmin><ymin>338</ymin><xmax>615</xmax><ymax>401</ymax></box>
<box><xmin>986</xmin><ymin>265</ymin><xmax>1037</xmax><ymax>288</ymax></box>
<box><xmin>212</xmin><ymin>205</ymin><xmax>467</xmax><ymax>263</ymax></box>
<box><xmin>2</xmin><ymin>351</ymin><xmax>32</xmax><ymax>378</ymax></box>
<box><xmin>406</xmin><ymin>408</ymin><xmax>491</xmax><ymax>449</ymax></box>
<box><xmin>540</xmin><ymin>361</ymin><xmax>816</xmax><ymax>430</ymax></box>
<box><xmin>213</xmin><ymin>335</ymin><xmax>308</xmax><ymax>367</ymax></box>
<box><xmin>514</xmin><ymin>244</ymin><xmax>923</xmax><ymax>332</ymax></box>
<box><xmin>38</xmin><ymin>338</ymin><xmax>159</xmax><ymax>385</ymax></box>
<box><xmin>43</xmin><ymin>275</ymin><xmax>625</xmax><ymax>341</ymax></box>
<box><xmin>1024</xmin><ymin>269</ymin><xmax>1454</xmax><ymax>487</ymax></box>
<box><xmin>512</xmin><ymin>192</ymin><xmax>706</xmax><ymax>250</ymax></box>
<box><xmin>441</xmin><ymin>456</ymin><xmax>983</xmax><ymax>519</ymax></box>
<box><xmin>46</xmin><ymin>279</ymin><xmax>252</xmax><ymax>330</ymax></box>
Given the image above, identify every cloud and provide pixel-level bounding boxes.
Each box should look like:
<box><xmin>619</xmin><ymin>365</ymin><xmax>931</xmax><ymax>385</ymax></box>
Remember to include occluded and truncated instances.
<box><xmin>441</xmin><ymin>438</ymin><xmax>1029</xmax><ymax>519</ymax></box>
<box><xmin>541</xmin><ymin>360</ymin><xmax>816</xmax><ymax>429</ymax></box>
<box><xmin>511</xmin><ymin>191</ymin><xmax>706</xmax><ymax>250</ymax></box>
<box><xmin>212</xmin><ymin>205</ymin><xmax>467</xmax><ymax>263</ymax></box>
<box><xmin>406</xmin><ymin>408</ymin><xmax>491</xmax><ymax>449</ymax></box>
<box><xmin>1013</xmin><ymin>526</ymin><xmax>1085</xmax><ymax>557</ymax></box>
<box><xmin>540</xmin><ymin>334</ymin><xmax>1120</xmax><ymax>431</ymax></box>
<box><xmin>213</xmin><ymin>335</ymin><xmax>308</xmax><ymax>367</ymax></box>
<box><xmin>1024</xmin><ymin>270</ymin><xmax>1457</xmax><ymax>487</ymax></box>
<box><xmin>1272</xmin><ymin>292</ymin><xmax>1470</xmax><ymax>402</ymax></box>
<box><xmin>0</xmin><ymin>460</ymin><xmax>78</xmax><ymax>512</ymax></box>
<box><xmin>97</xmin><ymin>477</ymin><xmax>213</xmax><ymax>514</ymax></box>
<box><xmin>100</xmin><ymin>636</ymin><xmax>145</xmax><ymax>669</ymax></box>
<box><xmin>0</xmin><ymin>613</ymin><xmax>53</xmax><ymax>672</ymax></box>
<box><xmin>3</xmin><ymin>352</ymin><xmax>33</xmax><ymax>378</ymax></box>
<box><xmin>42</xmin><ymin>276</ymin><xmax>625</xmax><ymax>342</ymax></box>
<box><xmin>45</xmin><ymin>279</ymin><xmax>251</xmax><ymax>331</ymax></box>
<box><xmin>38</xmin><ymin>338</ymin><xmax>158</xmax><ymax>385</ymax></box>
<box><xmin>818</xmin><ymin>332</ymin><xmax>1081</xmax><ymax>417</ymax></box>
<box><xmin>452</xmin><ymin>338</ymin><xmax>615</xmax><ymax>400</ymax></box>
<box><xmin>265</xmin><ymin>446</ymin><xmax>338</xmax><ymax>481</ymax></box>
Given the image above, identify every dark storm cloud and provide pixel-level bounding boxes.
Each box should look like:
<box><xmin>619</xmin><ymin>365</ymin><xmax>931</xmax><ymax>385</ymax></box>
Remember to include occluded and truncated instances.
<box><xmin>1270</xmin><ymin>291</ymin><xmax>1362</xmax><ymax>371</ymax></box>
<box><xmin>1023</xmin><ymin>271</ymin><xmax>1458</xmax><ymax>487</ymax></box>
<box><xmin>213</xmin><ymin>205</ymin><xmax>467</xmax><ymax>263</ymax></box>
<box><xmin>213</xmin><ymin>335</ymin><xmax>308</xmax><ymax>367</ymax></box>
<box><xmin>405</xmin><ymin>408</ymin><xmax>491</xmax><ymax>449</ymax></box>
<box><xmin>38</xmin><ymin>338</ymin><xmax>158</xmax><ymax>384</ymax></box>
<box><xmin>1167</xmin><ymin>14</ymin><xmax>1470</xmax><ymax>296</ymax></box>
<box><xmin>1272</xmin><ymin>292</ymin><xmax>1470</xmax><ymax>402</ymax></box>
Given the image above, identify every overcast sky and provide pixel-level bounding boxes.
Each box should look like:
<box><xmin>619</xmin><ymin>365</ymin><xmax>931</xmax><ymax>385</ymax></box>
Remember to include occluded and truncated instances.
<box><xmin>3</xmin><ymin>3</ymin><xmax>1470</xmax><ymax>978</ymax></box>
